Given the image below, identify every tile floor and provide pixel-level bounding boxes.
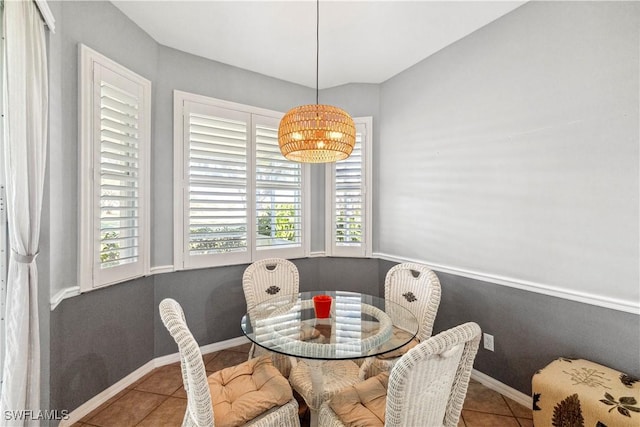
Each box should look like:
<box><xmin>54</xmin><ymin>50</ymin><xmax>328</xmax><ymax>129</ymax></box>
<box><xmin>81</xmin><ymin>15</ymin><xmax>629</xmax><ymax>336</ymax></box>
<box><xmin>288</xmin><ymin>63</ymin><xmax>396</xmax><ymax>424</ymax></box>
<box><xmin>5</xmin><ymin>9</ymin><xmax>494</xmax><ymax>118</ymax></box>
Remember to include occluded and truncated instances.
<box><xmin>73</xmin><ymin>343</ymin><xmax>533</xmax><ymax>427</ymax></box>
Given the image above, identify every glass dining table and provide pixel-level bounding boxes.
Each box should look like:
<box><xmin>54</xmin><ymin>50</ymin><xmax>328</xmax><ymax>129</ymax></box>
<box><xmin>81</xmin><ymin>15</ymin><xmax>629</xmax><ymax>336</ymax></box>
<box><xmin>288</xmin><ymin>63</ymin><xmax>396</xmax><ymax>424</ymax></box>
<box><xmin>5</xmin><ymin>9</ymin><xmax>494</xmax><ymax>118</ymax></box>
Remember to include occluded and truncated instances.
<box><xmin>241</xmin><ymin>290</ymin><xmax>419</xmax><ymax>425</ymax></box>
<box><xmin>241</xmin><ymin>290</ymin><xmax>419</xmax><ymax>360</ymax></box>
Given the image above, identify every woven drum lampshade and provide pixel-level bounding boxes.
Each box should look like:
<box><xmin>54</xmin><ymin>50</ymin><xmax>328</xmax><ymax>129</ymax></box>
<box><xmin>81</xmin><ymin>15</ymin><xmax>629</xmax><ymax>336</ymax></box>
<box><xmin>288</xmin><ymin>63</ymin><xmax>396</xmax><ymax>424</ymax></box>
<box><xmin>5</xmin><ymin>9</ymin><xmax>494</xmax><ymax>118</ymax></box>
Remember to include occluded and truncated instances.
<box><xmin>278</xmin><ymin>104</ymin><xmax>356</xmax><ymax>163</ymax></box>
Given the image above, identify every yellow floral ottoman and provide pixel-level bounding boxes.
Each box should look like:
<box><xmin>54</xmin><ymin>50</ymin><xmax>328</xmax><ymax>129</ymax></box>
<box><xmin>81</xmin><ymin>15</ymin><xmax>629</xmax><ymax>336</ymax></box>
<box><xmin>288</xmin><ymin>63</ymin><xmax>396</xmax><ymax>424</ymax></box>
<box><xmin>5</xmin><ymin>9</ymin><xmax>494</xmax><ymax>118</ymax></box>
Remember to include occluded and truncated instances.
<box><xmin>532</xmin><ymin>358</ymin><xmax>639</xmax><ymax>427</ymax></box>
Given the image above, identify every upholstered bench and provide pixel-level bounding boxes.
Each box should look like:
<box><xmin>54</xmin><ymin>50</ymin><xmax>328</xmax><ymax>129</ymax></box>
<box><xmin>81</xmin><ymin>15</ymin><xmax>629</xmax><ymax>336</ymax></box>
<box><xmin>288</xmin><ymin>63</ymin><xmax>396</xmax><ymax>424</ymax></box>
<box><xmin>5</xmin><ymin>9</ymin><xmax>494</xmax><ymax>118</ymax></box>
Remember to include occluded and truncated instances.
<box><xmin>532</xmin><ymin>358</ymin><xmax>639</xmax><ymax>427</ymax></box>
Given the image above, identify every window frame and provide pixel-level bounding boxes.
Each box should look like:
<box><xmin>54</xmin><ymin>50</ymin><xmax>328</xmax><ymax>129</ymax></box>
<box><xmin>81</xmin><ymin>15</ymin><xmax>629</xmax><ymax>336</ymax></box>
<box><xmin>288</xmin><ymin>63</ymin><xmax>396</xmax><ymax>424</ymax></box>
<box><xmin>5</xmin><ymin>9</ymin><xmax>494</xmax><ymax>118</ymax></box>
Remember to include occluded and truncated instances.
<box><xmin>252</xmin><ymin>113</ymin><xmax>309</xmax><ymax>261</ymax></box>
<box><xmin>173</xmin><ymin>90</ymin><xmax>310</xmax><ymax>270</ymax></box>
<box><xmin>325</xmin><ymin>116</ymin><xmax>373</xmax><ymax>258</ymax></box>
<box><xmin>78</xmin><ymin>44</ymin><xmax>151</xmax><ymax>291</ymax></box>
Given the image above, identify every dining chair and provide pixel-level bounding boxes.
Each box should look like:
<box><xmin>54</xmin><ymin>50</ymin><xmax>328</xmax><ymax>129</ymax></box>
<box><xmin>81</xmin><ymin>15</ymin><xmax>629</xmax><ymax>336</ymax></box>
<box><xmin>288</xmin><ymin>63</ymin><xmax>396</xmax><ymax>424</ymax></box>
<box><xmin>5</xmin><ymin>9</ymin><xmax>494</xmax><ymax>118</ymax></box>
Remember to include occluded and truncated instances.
<box><xmin>360</xmin><ymin>262</ymin><xmax>442</xmax><ymax>378</ymax></box>
<box><xmin>319</xmin><ymin>322</ymin><xmax>482</xmax><ymax>427</ymax></box>
<box><xmin>242</xmin><ymin>258</ymin><xmax>300</xmax><ymax>377</ymax></box>
<box><xmin>288</xmin><ymin>358</ymin><xmax>362</xmax><ymax>414</ymax></box>
<box><xmin>159</xmin><ymin>298</ymin><xmax>300</xmax><ymax>427</ymax></box>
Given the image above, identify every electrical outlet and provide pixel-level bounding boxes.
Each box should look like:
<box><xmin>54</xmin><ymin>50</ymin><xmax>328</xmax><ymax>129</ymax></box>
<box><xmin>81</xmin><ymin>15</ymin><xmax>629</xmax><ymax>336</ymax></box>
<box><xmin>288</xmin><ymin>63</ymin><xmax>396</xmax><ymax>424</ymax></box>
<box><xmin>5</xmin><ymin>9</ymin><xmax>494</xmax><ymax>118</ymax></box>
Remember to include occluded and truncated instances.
<box><xmin>483</xmin><ymin>333</ymin><xmax>494</xmax><ymax>351</ymax></box>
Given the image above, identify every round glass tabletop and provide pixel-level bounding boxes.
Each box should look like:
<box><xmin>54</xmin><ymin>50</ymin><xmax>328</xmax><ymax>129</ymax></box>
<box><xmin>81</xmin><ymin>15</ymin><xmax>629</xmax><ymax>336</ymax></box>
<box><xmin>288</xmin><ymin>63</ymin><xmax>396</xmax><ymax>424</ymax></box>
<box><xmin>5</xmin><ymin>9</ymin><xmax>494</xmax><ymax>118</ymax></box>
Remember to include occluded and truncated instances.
<box><xmin>241</xmin><ymin>290</ymin><xmax>419</xmax><ymax>360</ymax></box>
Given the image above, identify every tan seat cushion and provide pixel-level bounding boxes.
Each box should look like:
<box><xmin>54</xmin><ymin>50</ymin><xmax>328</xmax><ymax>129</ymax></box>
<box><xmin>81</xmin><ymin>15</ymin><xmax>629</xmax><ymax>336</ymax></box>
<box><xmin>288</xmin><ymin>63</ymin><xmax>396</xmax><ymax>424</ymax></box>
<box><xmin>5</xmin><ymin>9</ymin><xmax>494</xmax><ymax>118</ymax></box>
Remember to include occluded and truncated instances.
<box><xmin>329</xmin><ymin>372</ymin><xmax>389</xmax><ymax>427</ymax></box>
<box><xmin>208</xmin><ymin>355</ymin><xmax>293</xmax><ymax>427</ymax></box>
<box><xmin>376</xmin><ymin>326</ymin><xmax>419</xmax><ymax>360</ymax></box>
<box><xmin>300</xmin><ymin>323</ymin><xmax>323</xmax><ymax>341</ymax></box>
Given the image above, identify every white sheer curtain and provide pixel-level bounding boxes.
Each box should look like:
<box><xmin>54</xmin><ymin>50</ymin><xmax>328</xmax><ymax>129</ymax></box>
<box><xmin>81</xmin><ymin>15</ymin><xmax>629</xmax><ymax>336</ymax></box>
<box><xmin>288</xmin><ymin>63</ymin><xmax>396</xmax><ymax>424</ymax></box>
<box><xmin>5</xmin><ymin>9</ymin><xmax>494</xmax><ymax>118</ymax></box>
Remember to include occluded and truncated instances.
<box><xmin>0</xmin><ymin>0</ymin><xmax>48</xmax><ymax>424</ymax></box>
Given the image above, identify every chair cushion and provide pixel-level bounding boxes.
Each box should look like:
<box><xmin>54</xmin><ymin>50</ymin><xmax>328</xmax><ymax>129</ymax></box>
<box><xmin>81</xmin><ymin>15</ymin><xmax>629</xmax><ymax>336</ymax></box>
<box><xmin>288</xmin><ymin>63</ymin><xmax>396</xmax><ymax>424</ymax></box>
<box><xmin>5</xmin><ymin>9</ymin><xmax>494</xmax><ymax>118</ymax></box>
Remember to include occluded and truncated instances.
<box><xmin>208</xmin><ymin>355</ymin><xmax>293</xmax><ymax>427</ymax></box>
<box><xmin>329</xmin><ymin>372</ymin><xmax>389</xmax><ymax>427</ymax></box>
<box><xmin>376</xmin><ymin>326</ymin><xmax>419</xmax><ymax>360</ymax></box>
<box><xmin>300</xmin><ymin>323</ymin><xmax>323</xmax><ymax>341</ymax></box>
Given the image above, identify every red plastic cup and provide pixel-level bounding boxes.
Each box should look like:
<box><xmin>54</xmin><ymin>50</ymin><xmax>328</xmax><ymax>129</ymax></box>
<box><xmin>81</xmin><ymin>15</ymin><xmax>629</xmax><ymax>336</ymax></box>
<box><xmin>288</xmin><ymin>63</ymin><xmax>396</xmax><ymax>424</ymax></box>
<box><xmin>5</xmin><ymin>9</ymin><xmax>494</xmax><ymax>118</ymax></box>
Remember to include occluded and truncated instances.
<box><xmin>313</xmin><ymin>295</ymin><xmax>332</xmax><ymax>319</ymax></box>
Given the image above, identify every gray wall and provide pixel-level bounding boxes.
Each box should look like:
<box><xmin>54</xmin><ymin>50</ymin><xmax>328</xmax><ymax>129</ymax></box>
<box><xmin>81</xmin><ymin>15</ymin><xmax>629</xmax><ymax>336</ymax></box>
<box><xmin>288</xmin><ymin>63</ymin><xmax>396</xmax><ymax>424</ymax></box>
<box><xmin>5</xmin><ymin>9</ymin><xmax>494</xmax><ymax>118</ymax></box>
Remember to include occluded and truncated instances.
<box><xmin>378</xmin><ymin>0</ymin><xmax>640</xmax><ymax>305</ymax></box>
<box><xmin>153</xmin><ymin>46</ymin><xmax>316</xmax><ymax>266</ymax></box>
<box><xmin>152</xmin><ymin>257</ymin><xmax>380</xmax><ymax>357</ymax></box>
<box><xmin>320</xmin><ymin>83</ymin><xmax>381</xmax><ymax>252</ymax></box>
<box><xmin>48</xmin><ymin>0</ymin><xmax>159</xmax><ymax>299</ymax></box>
<box><xmin>51</xmin><ymin>258</ymin><xmax>381</xmax><ymax>413</ymax></box>
<box><xmin>52</xmin><ymin>257</ymin><xmax>640</xmax><ymax>413</ymax></box>
<box><xmin>46</xmin><ymin>0</ymin><xmax>159</xmax><ymax>418</ymax></box>
<box><xmin>45</xmin><ymin>0</ymin><xmax>640</xmax><ymax>418</ymax></box>
<box><xmin>50</xmin><ymin>277</ymin><xmax>154</xmax><ymax>413</ymax></box>
<box><xmin>45</xmin><ymin>0</ymin><xmax>380</xmax><ymax>413</ymax></box>
<box><xmin>379</xmin><ymin>260</ymin><xmax>640</xmax><ymax>395</ymax></box>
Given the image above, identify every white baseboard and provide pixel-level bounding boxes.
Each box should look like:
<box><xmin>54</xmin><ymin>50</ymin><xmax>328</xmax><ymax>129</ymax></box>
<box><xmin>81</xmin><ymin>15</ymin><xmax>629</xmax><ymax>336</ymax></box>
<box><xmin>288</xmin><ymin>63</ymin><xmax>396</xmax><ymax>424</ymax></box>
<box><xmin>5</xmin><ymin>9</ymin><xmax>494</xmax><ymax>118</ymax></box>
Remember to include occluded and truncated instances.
<box><xmin>59</xmin><ymin>336</ymin><xmax>250</xmax><ymax>426</ymax></box>
<box><xmin>471</xmin><ymin>369</ymin><xmax>532</xmax><ymax>409</ymax></box>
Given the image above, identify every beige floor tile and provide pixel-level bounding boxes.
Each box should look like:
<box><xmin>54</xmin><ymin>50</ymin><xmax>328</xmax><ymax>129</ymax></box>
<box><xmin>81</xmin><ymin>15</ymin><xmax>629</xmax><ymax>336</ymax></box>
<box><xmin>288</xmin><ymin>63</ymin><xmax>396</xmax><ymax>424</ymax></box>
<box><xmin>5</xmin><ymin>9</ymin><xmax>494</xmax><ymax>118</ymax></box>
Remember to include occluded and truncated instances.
<box><xmin>517</xmin><ymin>417</ymin><xmax>534</xmax><ymax>427</ymax></box>
<box><xmin>205</xmin><ymin>350</ymin><xmax>248</xmax><ymax>372</ymax></box>
<box><xmin>227</xmin><ymin>342</ymin><xmax>252</xmax><ymax>353</ymax></box>
<box><xmin>172</xmin><ymin>385</ymin><xmax>187</xmax><ymax>399</ymax></box>
<box><xmin>504</xmin><ymin>396</ymin><xmax>533</xmax><ymax>419</ymax></box>
<box><xmin>202</xmin><ymin>351</ymin><xmax>220</xmax><ymax>364</ymax></box>
<box><xmin>80</xmin><ymin>348</ymin><xmax>528</xmax><ymax>427</ymax></box>
<box><xmin>462</xmin><ymin>382</ymin><xmax>513</xmax><ymax>416</ymax></box>
<box><xmin>86</xmin><ymin>390</ymin><xmax>167</xmax><ymax>427</ymax></box>
<box><xmin>462</xmin><ymin>410</ymin><xmax>521</xmax><ymax>427</ymax></box>
<box><xmin>126</xmin><ymin>367</ymin><xmax>162</xmax><ymax>390</ymax></box>
<box><xmin>133</xmin><ymin>364</ymin><xmax>183</xmax><ymax>395</ymax></box>
<box><xmin>79</xmin><ymin>387</ymin><xmax>131</xmax><ymax>422</ymax></box>
<box><xmin>136</xmin><ymin>397</ymin><xmax>188</xmax><ymax>427</ymax></box>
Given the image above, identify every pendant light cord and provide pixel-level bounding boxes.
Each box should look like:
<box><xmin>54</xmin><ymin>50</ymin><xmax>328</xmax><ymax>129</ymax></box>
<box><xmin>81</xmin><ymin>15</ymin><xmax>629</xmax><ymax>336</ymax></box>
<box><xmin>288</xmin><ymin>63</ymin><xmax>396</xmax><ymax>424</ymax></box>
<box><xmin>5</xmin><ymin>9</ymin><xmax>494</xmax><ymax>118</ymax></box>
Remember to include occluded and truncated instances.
<box><xmin>316</xmin><ymin>0</ymin><xmax>319</xmax><ymax>105</ymax></box>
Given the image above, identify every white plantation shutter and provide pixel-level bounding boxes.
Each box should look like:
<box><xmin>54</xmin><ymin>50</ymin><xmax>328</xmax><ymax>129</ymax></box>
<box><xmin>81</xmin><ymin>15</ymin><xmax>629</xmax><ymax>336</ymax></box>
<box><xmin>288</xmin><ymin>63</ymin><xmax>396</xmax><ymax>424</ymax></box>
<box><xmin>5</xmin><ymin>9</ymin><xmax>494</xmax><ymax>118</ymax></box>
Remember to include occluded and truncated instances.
<box><xmin>335</xmin><ymin>133</ymin><xmax>363</xmax><ymax>245</ymax></box>
<box><xmin>254</xmin><ymin>115</ymin><xmax>304</xmax><ymax>259</ymax></box>
<box><xmin>98</xmin><ymin>77</ymin><xmax>140</xmax><ymax>269</ymax></box>
<box><xmin>174</xmin><ymin>92</ymin><xmax>309</xmax><ymax>269</ymax></box>
<box><xmin>327</xmin><ymin>119</ymin><xmax>372</xmax><ymax>257</ymax></box>
<box><xmin>181</xmin><ymin>102</ymin><xmax>251</xmax><ymax>268</ymax></box>
<box><xmin>79</xmin><ymin>45</ymin><xmax>151</xmax><ymax>290</ymax></box>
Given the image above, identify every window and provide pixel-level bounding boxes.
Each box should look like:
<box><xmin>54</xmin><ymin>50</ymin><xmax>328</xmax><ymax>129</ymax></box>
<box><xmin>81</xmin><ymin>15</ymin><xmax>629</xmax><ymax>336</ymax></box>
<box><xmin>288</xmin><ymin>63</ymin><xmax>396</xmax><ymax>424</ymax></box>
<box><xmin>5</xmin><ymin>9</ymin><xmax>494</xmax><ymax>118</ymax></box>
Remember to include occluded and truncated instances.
<box><xmin>174</xmin><ymin>91</ymin><xmax>310</xmax><ymax>269</ymax></box>
<box><xmin>326</xmin><ymin>117</ymin><xmax>372</xmax><ymax>257</ymax></box>
<box><xmin>254</xmin><ymin>114</ymin><xmax>306</xmax><ymax>259</ymax></box>
<box><xmin>78</xmin><ymin>44</ymin><xmax>151</xmax><ymax>290</ymax></box>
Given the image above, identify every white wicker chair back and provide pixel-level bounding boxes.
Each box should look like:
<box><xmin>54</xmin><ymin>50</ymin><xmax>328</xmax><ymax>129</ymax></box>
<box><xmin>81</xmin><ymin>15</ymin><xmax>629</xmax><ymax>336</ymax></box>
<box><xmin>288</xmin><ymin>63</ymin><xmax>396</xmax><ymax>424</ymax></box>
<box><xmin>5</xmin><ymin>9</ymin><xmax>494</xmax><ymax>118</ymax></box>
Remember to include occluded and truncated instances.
<box><xmin>159</xmin><ymin>298</ymin><xmax>214</xmax><ymax>427</ymax></box>
<box><xmin>384</xmin><ymin>263</ymin><xmax>441</xmax><ymax>342</ymax></box>
<box><xmin>242</xmin><ymin>258</ymin><xmax>300</xmax><ymax>308</ymax></box>
<box><xmin>242</xmin><ymin>258</ymin><xmax>300</xmax><ymax>376</ymax></box>
<box><xmin>385</xmin><ymin>322</ymin><xmax>481</xmax><ymax>427</ymax></box>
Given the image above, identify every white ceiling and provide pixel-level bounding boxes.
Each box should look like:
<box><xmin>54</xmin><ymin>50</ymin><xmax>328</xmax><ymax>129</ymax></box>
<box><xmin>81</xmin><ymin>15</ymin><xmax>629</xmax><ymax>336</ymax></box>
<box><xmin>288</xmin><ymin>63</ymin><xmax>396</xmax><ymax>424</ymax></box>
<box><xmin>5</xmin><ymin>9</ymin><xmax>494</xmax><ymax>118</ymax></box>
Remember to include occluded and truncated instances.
<box><xmin>111</xmin><ymin>0</ymin><xmax>526</xmax><ymax>89</ymax></box>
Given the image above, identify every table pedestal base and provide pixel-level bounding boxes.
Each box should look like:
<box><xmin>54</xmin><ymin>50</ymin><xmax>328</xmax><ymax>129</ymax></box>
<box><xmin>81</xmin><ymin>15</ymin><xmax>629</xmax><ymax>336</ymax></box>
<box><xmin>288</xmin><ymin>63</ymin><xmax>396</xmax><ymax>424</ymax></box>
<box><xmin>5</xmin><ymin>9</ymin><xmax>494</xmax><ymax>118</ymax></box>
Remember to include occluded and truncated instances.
<box><xmin>290</xmin><ymin>359</ymin><xmax>362</xmax><ymax>427</ymax></box>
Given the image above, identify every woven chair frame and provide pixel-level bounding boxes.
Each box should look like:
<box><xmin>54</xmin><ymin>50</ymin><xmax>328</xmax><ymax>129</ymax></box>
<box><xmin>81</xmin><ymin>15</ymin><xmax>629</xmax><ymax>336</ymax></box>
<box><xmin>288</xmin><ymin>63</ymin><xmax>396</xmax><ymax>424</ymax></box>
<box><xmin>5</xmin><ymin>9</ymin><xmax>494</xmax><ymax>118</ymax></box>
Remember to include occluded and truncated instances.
<box><xmin>159</xmin><ymin>298</ymin><xmax>215</xmax><ymax>427</ymax></box>
<box><xmin>159</xmin><ymin>298</ymin><xmax>300</xmax><ymax>427</ymax></box>
<box><xmin>385</xmin><ymin>263</ymin><xmax>441</xmax><ymax>342</ymax></box>
<box><xmin>320</xmin><ymin>322</ymin><xmax>481</xmax><ymax>427</ymax></box>
<box><xmin>362</xmin><ymin>262</ymin><xmax>442</xmax><ymax>378</ymax></box>
<box><xmin>289</xmin><ymin>360</ymin><xmax>362</xmax><ymax>411</ymax></box>
<box><xmin>242</xmin><ymin>258</ymin><xmax>300</xmax><ymax>376</ymax></box>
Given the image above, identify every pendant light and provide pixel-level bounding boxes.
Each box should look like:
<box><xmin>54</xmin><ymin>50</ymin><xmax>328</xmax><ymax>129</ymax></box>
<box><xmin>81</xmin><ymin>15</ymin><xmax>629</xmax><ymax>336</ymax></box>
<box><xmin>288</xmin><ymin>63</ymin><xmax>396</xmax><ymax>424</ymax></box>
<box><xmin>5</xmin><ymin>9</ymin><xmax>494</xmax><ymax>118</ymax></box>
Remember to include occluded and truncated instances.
<box><xmin>278</xmin><ymin>0</ymin><xmax>356</xmax><ymax>163</ymax></box>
